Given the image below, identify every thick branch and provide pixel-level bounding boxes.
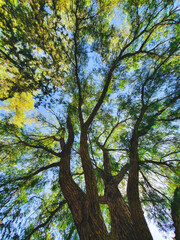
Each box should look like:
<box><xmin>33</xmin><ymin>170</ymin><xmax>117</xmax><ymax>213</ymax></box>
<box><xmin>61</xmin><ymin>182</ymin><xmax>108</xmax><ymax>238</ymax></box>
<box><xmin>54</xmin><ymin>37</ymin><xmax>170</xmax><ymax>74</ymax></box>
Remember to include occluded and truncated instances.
<box><xmin>96</xmin><ymin>140</ymin><xmax>111</xmax><ymax>174</ymax></box>
<box><xmin>66</xmin><ymin>114</ymin><xmax>74</xmax><ymax>150</ymax></box>
<box><xmin>80</xmin><ymin>127</ymin><xmax>100</xmax><ymax>199</ymax></box>
<box><xmin>85</xmin><ymin>58</ymin><xmax>119</xmax><ymax>128</ymax></box>
<box><xmin>114</xmin><ymin>164</ymin><xmax>129</xmax><ymax>185</ymax></box>
<box><xmin>60</xmin><ymin>114</ymin><xmax>74</xmax><ymax>173</ymax></box>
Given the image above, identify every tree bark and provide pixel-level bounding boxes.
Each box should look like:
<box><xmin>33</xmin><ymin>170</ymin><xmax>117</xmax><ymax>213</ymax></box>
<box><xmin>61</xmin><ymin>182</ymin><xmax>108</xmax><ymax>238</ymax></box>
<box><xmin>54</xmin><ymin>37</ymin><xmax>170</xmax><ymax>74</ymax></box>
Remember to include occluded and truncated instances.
<box><xmin>59</xmin><ymin>118</ymin><xmax>108</xmax><ymax>239</ymax></box>
<box><xmin>127</xmin><ymin>134</ymin><xmax>153</xmax><ymax>240</ymax></box>
<box><xmin>59</xmin><ymin>116</ymin><xmax>151</xmax><ymax>240</ymax></box>
<box><xmin>105</xmin><ymin>180</ymin><xmax>138</xmax><ymax>240</ymax></box>
<box><xmin>171</xmin><ymin>187</ymin><xmax>180</xmax><ymax>240</ymax></box>
<box><xmin>59</xmin><ymin>149</ymin><xmax>109</xmax><ymax>240</ymax></box>
<box><xmin>79</xmin><ymin>128</ymin><xmax>108</xmax><ymax>239</ymax></box>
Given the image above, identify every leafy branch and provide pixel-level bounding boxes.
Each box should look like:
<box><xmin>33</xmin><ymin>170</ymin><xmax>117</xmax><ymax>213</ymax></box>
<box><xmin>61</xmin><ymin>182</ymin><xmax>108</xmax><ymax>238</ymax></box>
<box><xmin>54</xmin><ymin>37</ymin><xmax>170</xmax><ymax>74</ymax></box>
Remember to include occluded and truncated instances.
<box><xmin>24</xmin><ymin>200</ymin><xmax>66</xmax><ymax>240</ymax></box>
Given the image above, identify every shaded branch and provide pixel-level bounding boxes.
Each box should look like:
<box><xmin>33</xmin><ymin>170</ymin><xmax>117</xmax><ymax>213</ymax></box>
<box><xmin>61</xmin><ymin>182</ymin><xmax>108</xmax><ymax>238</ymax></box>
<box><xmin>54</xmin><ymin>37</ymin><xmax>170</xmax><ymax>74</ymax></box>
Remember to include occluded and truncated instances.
<box><xmin>25</xmin><ymin>200</ymin><xmax>66</xmax><ymax>240</ymax></box>
<box><xmin>24</xmin><ymin>135</ymin><xmax>61</xmax><ymax>142</ymax></box>
<box><xmin>114</xmin><ymin>163</ymin><xmax>129</xmax><ymax>185</ymax></box>
<box><xmin>67</xmin><ymin>225</ymin><xmax>76</xmax><ymax>240</ymax></box>
<box><xmin>158</xmin><ymin>117</ymin><xmax>180</xmax><ymax>122</ymax></box>
<box><xmin>143</xmin><ymin>160</ymin><xmax>176</xmax><ymax>170</ymax></box>
<box><xmin>14</xmin><ymin>134</ymin><xmax>61</xmax><ymax>157</ymax></box>
<box><xmin>103</xmin><ymin>118</ymin><xmax>131</xmax><ymax>147</ymax></box>
<box><xmin>161</xmin><ymin>151</ymin><xmax>180</xmax><ymax>159</ymax></box>
<box><xmin>74</xmin><ymin>4</ymin><xmax>83</xmax><ymax>125</ymax></box>
<box><xmin>150</xmin><ymin>90</ymin><xmax>180</xmax><ymax>106</ymax></box>
<box><xmin>0</xmin><ymin>161</ymin><xmax>60</xmax><ymax>188</ymax></box>
<box><xmin>140</xmin><ymin>171</ymin><xmax>170</xmax><ymax>201</ymax></box>
<box><xmin>106</xmin><ymin>148</ymin><xmax>127</xmax><ymax>152</ymax></box>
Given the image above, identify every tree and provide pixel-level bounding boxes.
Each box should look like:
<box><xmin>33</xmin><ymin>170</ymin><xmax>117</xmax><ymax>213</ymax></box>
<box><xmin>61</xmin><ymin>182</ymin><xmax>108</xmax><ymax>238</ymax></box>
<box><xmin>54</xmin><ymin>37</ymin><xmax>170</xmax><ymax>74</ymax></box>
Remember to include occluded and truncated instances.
<box><xmin>171</xmin><ymin>187</ymin><xmax>180</xmax><ymax>239</ymax></box>
<box><xmin>0</xmin><ymin>0</ymin><xmax>179</xmax><ymax>239</ymax></box>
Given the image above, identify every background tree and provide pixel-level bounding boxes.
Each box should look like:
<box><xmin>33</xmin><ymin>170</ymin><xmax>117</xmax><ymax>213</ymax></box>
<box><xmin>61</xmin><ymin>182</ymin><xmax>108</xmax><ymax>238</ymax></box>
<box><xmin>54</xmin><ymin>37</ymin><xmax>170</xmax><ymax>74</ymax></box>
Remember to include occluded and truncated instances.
<box><xmin>0</xmin><ymin>0</ymin><xmax>179</xmax><ymax>239</ymax></box>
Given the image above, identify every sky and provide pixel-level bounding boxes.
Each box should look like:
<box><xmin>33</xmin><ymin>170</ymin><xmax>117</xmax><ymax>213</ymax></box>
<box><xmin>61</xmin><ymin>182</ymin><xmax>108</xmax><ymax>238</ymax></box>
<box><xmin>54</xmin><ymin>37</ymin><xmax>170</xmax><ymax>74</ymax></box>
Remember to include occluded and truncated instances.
<box><xmin>148</xmin><ymin>221</ymin><xmax>174</xmax><ymax>240</ymax></box>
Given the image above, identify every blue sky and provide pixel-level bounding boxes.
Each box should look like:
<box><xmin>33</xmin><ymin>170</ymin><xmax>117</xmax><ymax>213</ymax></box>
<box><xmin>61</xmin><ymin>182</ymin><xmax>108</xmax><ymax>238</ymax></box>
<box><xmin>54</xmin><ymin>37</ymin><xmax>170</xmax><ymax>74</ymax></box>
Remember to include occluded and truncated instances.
<box><xmin>149</xmin><ymin>221</ymin><xmax>174</xmax><ymax>240</ymax></box>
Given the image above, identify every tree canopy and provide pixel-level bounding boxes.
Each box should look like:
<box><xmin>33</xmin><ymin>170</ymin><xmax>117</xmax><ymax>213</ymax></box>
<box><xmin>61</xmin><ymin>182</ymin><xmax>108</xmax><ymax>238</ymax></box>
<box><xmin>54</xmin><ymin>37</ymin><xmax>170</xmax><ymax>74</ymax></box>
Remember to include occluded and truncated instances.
<box><xmin>0</xmin><ymin>0</ymin><xmax>179</xmax><ymax>239</ymax></box>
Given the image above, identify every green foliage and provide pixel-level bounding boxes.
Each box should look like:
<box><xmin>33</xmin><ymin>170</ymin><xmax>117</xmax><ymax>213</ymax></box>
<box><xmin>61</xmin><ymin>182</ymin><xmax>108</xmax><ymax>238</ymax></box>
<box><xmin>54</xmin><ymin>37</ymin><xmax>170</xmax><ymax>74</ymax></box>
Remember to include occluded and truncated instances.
<box><xmin>0</xmin><ymin>0</ymin><xmax>179</xmax><ymax>239</ymax></box>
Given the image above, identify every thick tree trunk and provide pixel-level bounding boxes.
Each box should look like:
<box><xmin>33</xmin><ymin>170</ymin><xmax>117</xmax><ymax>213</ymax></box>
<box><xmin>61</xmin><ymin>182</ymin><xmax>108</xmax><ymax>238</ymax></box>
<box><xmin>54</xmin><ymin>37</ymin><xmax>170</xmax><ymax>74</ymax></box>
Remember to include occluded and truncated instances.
<box><xmin>59</xmin><ymin>171</ymin><xmax>108</xmax><ymax>240</ymax></box>
<box><xmin>171</xmin><ymin>187</ymin><xmax>180</xmax><ymax>240</ymax></box>
<box><xmin>105</xmin><ymin>181</ymin><xmax>138</xmax><ymax>240</ymax></box>
<box><xmin>59</xmin><ymin>150</ymin><xmax>109</xmax><ymax>240</ymax></box>
<box><xmin>127</xmin><ymin>135</ymin><xmax>153</xmax><ymax>240</ymax></box>
<box><xmin>59</xmin><ymin>119</ymin><xmax>108</xmax><ymax>239</ymax></box>
<box><xmin>59</xmin><ymin>116</ymin><xmax>150</xmax><ymax>240</ymax></box>
<box><xmin>79</xmin><ymin>129</ymin><xmax>108</xmax><ymax>238</ymax></box>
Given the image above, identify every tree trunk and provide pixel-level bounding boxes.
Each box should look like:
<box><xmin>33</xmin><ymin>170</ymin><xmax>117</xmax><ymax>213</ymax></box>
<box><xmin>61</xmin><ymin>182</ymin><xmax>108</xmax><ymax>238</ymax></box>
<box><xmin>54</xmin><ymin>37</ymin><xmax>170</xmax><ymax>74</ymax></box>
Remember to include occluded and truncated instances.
<box><xmin>127</xmin><ymin>135</ymin><xmax>153</xmax><ymax>240</ymax></box>
<box><xmin>59</xmin><ymin>157</ymin><xmax>109</xmax><ymax>240</ymax></box>
<box><xmin>105</xmin><ymin>181</ymin><xmax>138</xmax><ymax>240</ymax></box>
<box><xmin>59</xmin><ymin>117</ymin><xmax>151</xmax><ymax>239</ymax></box>
<box><xmin>171</xmin><ymin>187</ymin><xmax>180</xmax><ymax>240</ymax></box>
<box><xmin>59</xmin><ymin>120</ymin><xmax>108</xmax><ymax>239</ymax></box>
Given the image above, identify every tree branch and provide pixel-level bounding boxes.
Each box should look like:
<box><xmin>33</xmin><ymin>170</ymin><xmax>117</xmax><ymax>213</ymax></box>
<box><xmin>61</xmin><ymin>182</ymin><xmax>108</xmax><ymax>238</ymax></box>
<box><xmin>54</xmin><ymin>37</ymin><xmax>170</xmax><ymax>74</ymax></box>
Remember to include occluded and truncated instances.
<box><xmin>25</xmin><ymin>200</ymin><xmax>66</xmax><ymax>240</ymax></box>
<box><xmin>143</xmin><ymin>160</ymin><xmax>176</xmax><ymax>170</ymax></box>
<box><xmin>0</xmin><ymin>162</ymin><xmax>60</xmax><ymax>188</ymax></box>
<box><xmin>74</xmin><ymin>3</ymin><xmax>83</xmax><ymax>125</ymax></box>
<box><xmin>83</xmin><ymin>4</ymin><xmax>176</xmax><ymax>129</ymax></box>
<box><xmin>85</xmin><ymin>58</ymin><xmax>118</xmax><ymax>128</ymax></box>
<box><xmin>114</xmin><ymin>164</ymin><xmax>129</xmax><ymax>185</ymax></box>
<box><xmin>103</xmin><ymin>118</ymin><xmax>131</xmax><ymax>147</ymax></box>
<box><xmin>14</xmin><ymin>134</ymin><xmax>61</xmax><ymax>157</ymax></box>
<box><xmin>140</xmin><ymin>171</ymin><xmax>170</xmax><ymax>201</ymax></box>
<box><xmin>106</xmin><ymin>148</ymin><xmax>127</xmax><ymax>152</ymax></box>
<box><xmin>67</xmin><ymin>225</ymin><xmax>76</xmax><ymax>240</ymax></box>
<box><xmin>158</xmin><ymin>117</ymin><xmax>180</xmax><ymax>122</ymax></box>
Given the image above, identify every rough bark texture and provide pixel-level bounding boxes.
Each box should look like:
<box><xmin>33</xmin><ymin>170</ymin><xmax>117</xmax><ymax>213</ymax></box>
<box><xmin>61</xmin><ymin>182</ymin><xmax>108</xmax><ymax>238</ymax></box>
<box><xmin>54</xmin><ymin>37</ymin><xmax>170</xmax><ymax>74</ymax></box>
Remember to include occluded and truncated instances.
<box><xmin>59</xmin><ymin>146</ymin><xmax>110</xmax><ymax>239</ymax></box>
<box><xmin>105</xmin><ymin>181</ymin><xmax>138</xmax><ymax>240</ymax></box>
<box><xmin>59</xmin><ymin>118</ymin><xmax>108</xmax><ymax>239</ymax></box>
<box><xmin>171</xmin><ymin>187</ymin><xmax>180</xmax><ymax>240</ymax></box>
<box><xmin>58</xmin><ymin>116</ymin><xmax>152</xmax><ymax>239</ymax></box>
<box><xmin>127</xmin><ymin>134</ymin><xmax>153</xmax><ymax>240</ymax></box>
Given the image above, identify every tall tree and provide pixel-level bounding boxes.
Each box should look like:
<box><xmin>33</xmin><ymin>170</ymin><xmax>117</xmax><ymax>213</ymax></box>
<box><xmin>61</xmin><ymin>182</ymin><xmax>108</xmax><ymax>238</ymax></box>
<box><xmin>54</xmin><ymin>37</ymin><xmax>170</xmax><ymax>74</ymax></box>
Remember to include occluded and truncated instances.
<box><xmin>0</xmin><ymin>0</ymin><xmax>179</xmax><ymax>239</ymax></box>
